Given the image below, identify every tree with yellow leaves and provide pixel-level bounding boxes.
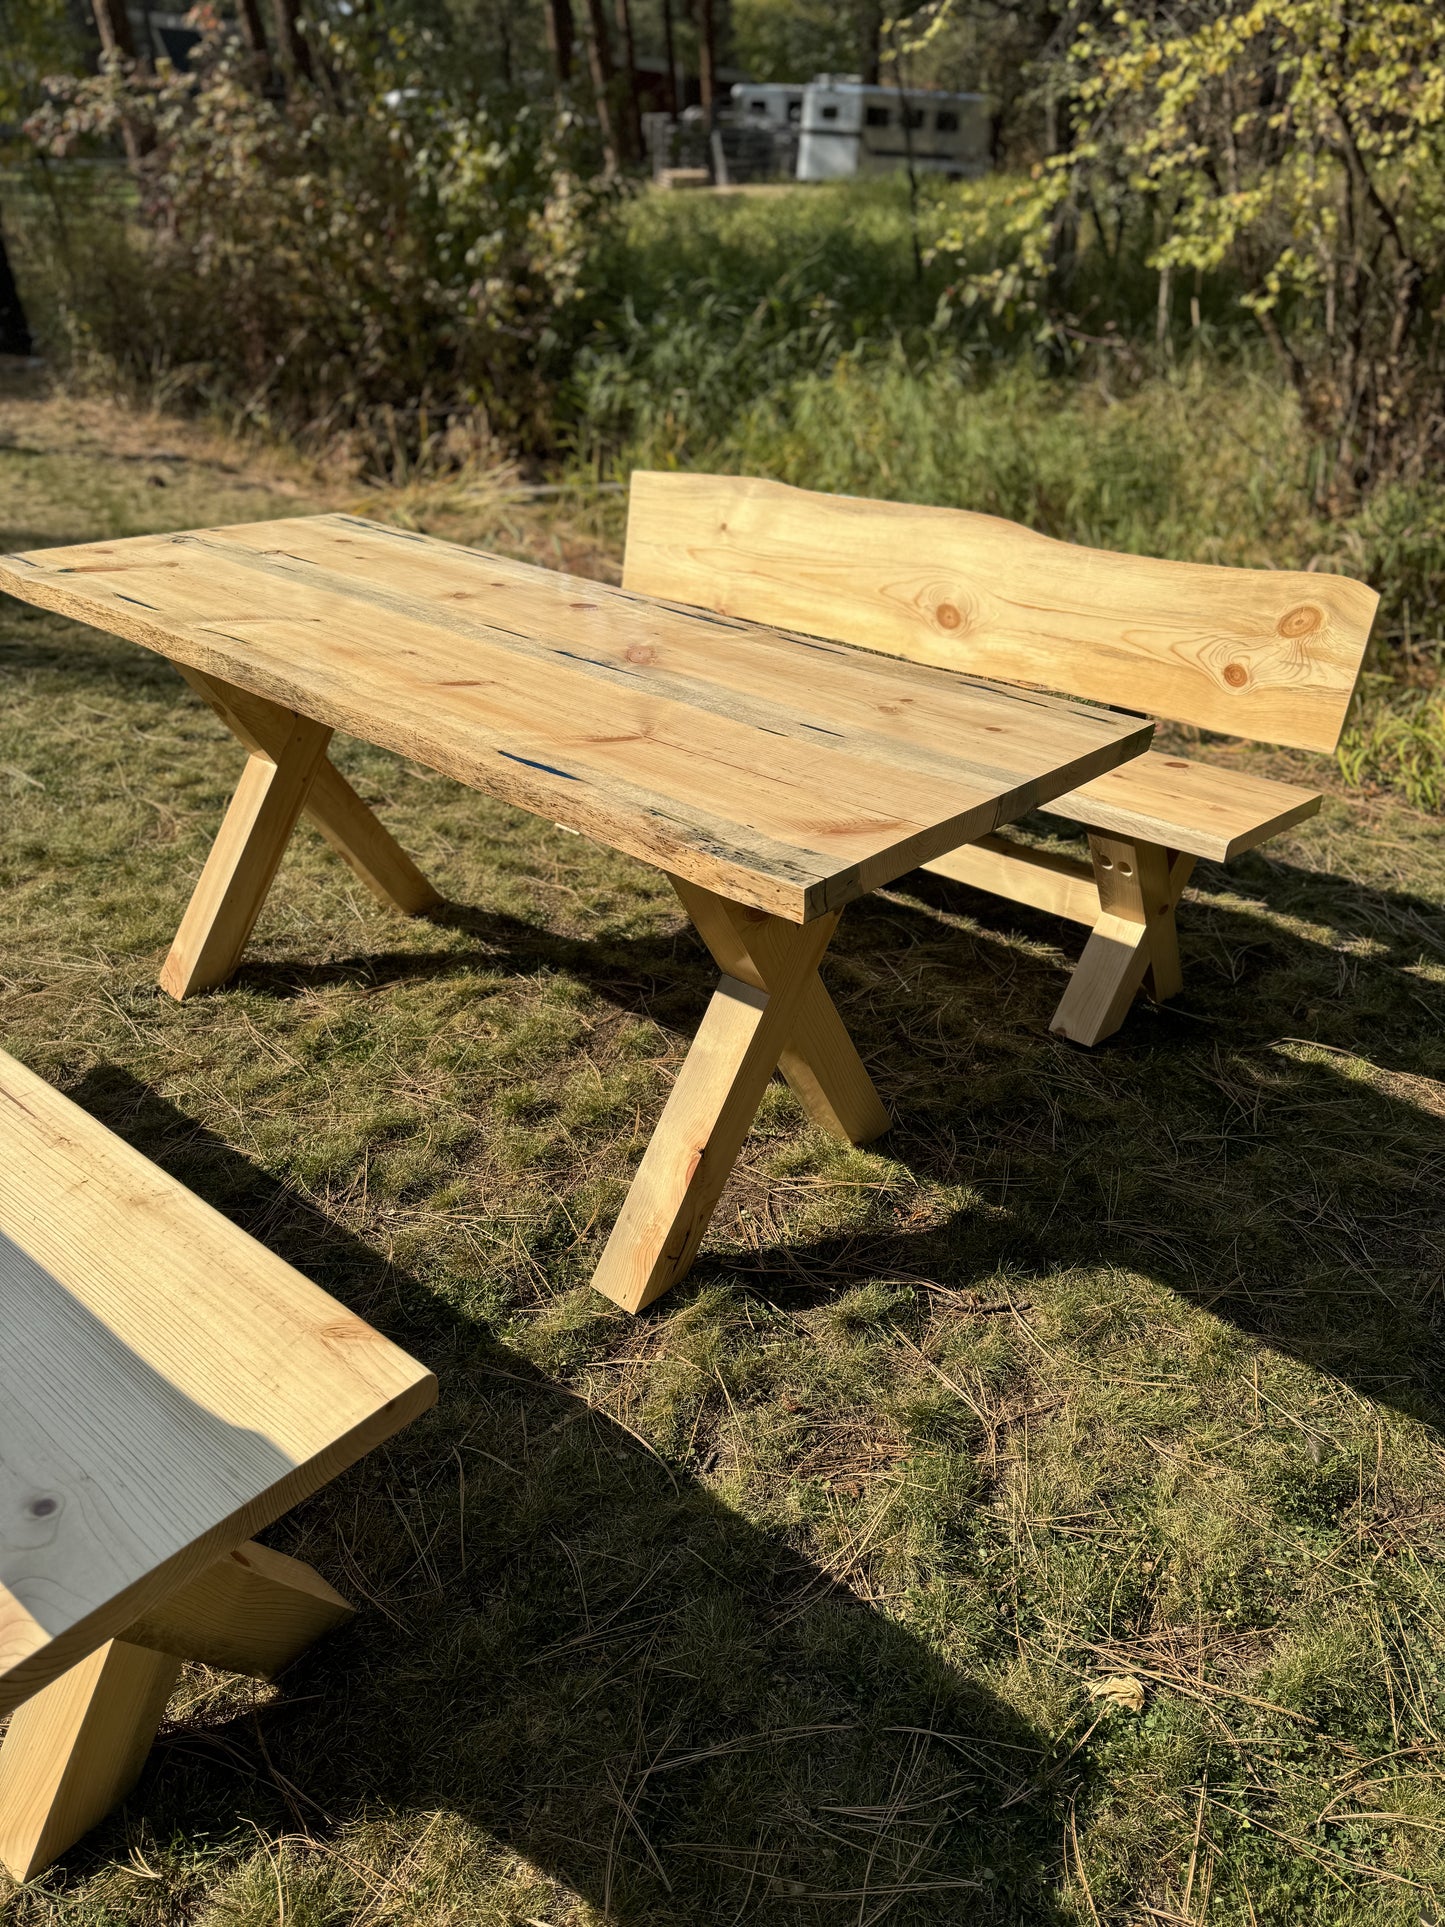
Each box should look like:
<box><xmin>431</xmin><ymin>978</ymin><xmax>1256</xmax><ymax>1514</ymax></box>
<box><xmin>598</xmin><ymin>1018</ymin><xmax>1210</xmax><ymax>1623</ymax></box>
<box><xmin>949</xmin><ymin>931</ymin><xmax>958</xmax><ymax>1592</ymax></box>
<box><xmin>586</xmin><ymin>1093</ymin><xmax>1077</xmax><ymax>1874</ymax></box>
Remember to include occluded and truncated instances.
<box><xmin>939</xmin><ymin>0</ymin><xmax>1445</xmax><ymax>506</ymax></box>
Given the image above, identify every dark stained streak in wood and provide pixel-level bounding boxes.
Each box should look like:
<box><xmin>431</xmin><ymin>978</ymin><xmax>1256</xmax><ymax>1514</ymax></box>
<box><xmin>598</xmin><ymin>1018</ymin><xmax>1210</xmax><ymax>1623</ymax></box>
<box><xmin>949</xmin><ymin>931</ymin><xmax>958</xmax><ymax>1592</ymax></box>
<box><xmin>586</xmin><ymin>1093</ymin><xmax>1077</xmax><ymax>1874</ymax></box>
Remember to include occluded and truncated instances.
<box><xmin>497</xmin><ymin>750</ymin><xmax>581</xmax><ymax>782</ymax></box>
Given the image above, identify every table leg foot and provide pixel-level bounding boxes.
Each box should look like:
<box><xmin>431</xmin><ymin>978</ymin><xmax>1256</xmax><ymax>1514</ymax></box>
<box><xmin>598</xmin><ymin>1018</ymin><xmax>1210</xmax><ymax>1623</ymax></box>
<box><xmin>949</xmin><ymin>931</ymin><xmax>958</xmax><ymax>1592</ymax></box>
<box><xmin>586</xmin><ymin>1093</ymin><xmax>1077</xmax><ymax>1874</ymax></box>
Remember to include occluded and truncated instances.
<box><xmin>0</xmin><ymin>1640</ymin><xmax>181</xmax><ymax>1882</ymax></box>
<box><xmin>592</xmin><ymin>908</ymin><xmax>839</xmax><ymax>1314</ymax></box>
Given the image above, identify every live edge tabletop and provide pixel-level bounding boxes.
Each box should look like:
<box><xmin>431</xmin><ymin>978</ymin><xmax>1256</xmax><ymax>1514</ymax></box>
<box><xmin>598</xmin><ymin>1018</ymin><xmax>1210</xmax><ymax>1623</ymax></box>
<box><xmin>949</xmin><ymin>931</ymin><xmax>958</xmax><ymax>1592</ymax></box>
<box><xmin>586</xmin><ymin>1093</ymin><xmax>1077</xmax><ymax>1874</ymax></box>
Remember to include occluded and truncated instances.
<box><xmin>0</xmin><ymin>514</ymin><xmax>1153</xmax><ymax>1311</ymax></box>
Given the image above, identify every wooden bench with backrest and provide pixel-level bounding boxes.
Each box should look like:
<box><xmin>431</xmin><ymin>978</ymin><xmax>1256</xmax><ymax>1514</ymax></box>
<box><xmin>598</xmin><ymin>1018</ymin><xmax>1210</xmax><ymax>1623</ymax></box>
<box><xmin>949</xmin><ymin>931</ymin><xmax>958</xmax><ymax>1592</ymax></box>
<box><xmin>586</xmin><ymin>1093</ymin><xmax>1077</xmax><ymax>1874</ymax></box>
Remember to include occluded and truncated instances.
<box><xmin>622</xmin><ymin>473</ymin><xmax>1380</xmax><ymax>1043</ymax></box>
<box><xmin>0</xmin><ymin>1048</ymin><xmax>436</xmax><ymax>1882</ymax></box>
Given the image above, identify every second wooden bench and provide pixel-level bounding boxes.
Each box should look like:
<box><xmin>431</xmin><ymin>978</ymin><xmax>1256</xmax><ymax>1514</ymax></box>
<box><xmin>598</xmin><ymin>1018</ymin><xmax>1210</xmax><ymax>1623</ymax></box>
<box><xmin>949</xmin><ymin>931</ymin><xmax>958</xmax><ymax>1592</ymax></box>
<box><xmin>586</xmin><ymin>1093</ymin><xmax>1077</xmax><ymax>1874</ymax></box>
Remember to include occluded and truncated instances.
<box><xmin>623</xmin><ymin>472</ymin><xmax>1380</xmax><ymax>1044</ymax></box>
<box><xmin>0</xmin><ymin>1049</ymin><xmax>436</xmax><ymax>1882</ymax></box>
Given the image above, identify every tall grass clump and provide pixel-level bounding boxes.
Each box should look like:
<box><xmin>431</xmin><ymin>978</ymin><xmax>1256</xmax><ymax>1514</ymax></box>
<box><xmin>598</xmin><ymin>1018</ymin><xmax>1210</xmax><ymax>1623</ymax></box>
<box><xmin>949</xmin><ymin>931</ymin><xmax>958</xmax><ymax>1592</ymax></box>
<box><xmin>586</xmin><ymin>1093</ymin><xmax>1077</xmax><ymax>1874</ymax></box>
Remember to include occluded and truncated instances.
<box><xmin>567</xmin><ymin>176</ymin><xmax>1253</xmax><ymax>471</ymax></box>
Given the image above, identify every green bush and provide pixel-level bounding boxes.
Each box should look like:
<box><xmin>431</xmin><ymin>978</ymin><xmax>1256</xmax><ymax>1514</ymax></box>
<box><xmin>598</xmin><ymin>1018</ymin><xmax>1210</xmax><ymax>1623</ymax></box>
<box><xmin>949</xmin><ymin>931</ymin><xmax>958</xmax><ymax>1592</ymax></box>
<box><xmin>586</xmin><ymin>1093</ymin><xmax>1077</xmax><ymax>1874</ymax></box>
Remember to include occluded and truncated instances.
<box><xmin>20</xmin><ymin>34</ymin><xmax>612</xmax><ymax>467</ymax></box>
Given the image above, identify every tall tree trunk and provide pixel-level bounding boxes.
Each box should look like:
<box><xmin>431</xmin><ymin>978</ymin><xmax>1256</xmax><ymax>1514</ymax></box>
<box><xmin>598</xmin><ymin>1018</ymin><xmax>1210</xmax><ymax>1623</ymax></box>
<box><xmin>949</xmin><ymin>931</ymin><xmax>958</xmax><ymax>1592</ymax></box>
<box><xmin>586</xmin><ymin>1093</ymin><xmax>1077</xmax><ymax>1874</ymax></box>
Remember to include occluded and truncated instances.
<box><xmin>0</xmin><ymin>216</ymin><xmax>34</xmax><ymax>359</ymax></box>
<box><xmin>695</xmin><ymin>0</ymin><xmax>716</xmax><ymax>121</ymax></box>
<box><xmin>659</xmin><ymin>0</ymin><xmax>678</xmax><ymax>116</ymax></box>
<box><xmin>235</xmin><ymin>0</ymin><xmax>274</xmax><ymax>86</ymax></box>
<box><xmin>614</xmin><ymin>0</ymin><xmax>643</xmax><ymax>163</ymax></box>
<box><xmin>544</xmin><ymin>0</ymin><xmax>574</xmax><ymax>85</ymax></box>
<box><xmin>858</xmin><ymin>0</ymin><xmax>883</xmax><ymax>85</ymax></box>
<box><xmin>91</xmin><ymin>0</ymin><xmax>137</xmax><ymax>60</ymax></box>
<box><xmin>271</xmin><ymin>0</ymin><xmax>312</xmax><ymax>84</ymax></box>
<box><xmin>497</xmin><ymin>3</ymin><xmax>513</xmax><ymax>86</ymax></box>
<box><xmin>582</xmin><ymin>0</ymin><xmax>619</xmax><ymax>171</ymax></box>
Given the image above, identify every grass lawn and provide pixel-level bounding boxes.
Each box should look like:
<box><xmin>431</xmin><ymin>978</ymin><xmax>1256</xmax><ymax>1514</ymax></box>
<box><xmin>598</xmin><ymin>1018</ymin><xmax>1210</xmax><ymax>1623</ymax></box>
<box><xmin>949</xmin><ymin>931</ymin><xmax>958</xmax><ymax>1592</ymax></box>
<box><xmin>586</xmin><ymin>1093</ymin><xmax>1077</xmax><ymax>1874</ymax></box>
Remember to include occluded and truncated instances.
<box><xmin>2</xmin><ymin>370</ymin><xmax>1444</xmax><ymax>1927</ymax></box>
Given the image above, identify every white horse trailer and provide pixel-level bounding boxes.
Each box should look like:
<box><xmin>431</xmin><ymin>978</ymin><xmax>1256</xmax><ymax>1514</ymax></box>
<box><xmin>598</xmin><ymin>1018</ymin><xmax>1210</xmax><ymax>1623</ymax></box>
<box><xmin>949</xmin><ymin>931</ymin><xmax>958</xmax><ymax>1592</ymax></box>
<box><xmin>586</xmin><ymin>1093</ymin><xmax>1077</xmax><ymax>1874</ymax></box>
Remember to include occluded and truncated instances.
<box><xmin>796</xmin><ymin>78</ymin><xmax>989</xmax><ymax>183</ymax></box>
<box><xmin>730</xmin><ymin>81</ymin><xmax>806</xmax><ymax>131</ymax></box>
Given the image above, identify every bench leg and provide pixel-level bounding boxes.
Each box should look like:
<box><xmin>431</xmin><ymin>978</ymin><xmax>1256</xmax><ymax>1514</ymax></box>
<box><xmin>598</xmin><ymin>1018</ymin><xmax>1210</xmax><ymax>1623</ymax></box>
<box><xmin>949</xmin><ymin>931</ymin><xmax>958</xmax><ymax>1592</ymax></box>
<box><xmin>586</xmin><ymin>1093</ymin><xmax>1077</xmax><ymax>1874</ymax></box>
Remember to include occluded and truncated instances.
<box><xmin>1050</xmin><ymin>839</ymin><xmax>1196</xmax><ymax>1046</ymax></box>
<box><xmin>161</xmin><ymin>666</ymin><xmax>442</xmax><ymax>998</ymax></box>
<box><xmin>592</xmin><ymin>903</ymin><xmax>842</xmax><ymax>1314</ymax></box>
<box><xmin>0</xmin><ymin>1640</ymin><xmax>182</xmax><ymax>1883</ymax></box>
<box><xmin>123</xmin><ymin>1540</ymin><xmax>353</xmax><ymax>1680</ymax></box>
<box><xmin>0</xmin><ymin>1543</ymin><xmax>351</xmax><ymax>1882</ymax></box>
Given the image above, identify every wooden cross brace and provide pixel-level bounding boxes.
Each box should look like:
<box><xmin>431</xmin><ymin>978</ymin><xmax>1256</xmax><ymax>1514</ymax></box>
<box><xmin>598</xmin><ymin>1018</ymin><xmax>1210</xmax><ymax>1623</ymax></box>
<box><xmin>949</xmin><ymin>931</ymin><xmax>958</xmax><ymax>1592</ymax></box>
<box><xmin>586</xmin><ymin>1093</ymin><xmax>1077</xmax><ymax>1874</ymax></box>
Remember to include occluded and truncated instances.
<box><xmin>0</xmin><ymin>1543</ymin><xmax>350</xmax><ymax>1883</ymax></box>
<box><xmin>590</xmin><ymin>877</ymin><xmax>890</xmax><ymax>1314</ymax></box>
<box><xmin>160</xmin><ymin>666</ymin><xmax>440</xmax><ymax>1000</ymax></box>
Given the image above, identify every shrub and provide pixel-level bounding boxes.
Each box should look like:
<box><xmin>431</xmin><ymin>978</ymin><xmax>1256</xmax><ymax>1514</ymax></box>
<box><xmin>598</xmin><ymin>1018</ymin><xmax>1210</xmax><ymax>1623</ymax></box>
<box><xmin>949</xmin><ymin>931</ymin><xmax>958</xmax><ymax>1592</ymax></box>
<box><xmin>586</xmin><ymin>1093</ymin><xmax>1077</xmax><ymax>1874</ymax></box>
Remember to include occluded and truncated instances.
<box><xmin>22</xmin><ymin>31</ymin><xmax>614</xmax><ymax>468</ymax></box>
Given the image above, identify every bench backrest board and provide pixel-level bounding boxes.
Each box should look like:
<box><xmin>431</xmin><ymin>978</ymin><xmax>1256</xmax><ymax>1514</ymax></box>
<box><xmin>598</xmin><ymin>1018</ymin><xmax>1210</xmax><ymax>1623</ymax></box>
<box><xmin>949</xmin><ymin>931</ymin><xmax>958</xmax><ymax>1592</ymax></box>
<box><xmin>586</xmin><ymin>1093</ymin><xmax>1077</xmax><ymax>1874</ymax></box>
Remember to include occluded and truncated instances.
<box><xmin>623</xmin><ymin>472</ymin><xmax>1380</xmax><ymax>755</ymax></box>
<box><xmin>0</xmin><ymin>1050</ymin><xmax>436</xmax><ymax>1714</ymax></box>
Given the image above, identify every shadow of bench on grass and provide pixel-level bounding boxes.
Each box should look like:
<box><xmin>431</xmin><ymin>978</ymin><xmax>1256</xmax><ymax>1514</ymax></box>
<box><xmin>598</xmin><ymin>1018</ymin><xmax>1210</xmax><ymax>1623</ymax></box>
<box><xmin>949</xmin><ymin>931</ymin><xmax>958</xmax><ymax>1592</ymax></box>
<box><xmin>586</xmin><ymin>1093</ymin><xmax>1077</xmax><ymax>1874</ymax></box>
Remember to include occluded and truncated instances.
<box><xmin>42</xmin><ymin>1067</ymin><xmax>1076</xmax><ymax>1927</ymax></box>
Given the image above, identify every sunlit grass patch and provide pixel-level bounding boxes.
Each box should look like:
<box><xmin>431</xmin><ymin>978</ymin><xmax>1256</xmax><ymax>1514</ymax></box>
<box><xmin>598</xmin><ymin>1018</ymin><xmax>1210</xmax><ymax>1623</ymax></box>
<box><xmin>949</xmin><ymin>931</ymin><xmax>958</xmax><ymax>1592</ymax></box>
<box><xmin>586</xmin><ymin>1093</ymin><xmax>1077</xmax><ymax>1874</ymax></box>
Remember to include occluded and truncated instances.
<box><xmin>3</xmin><ymin>374</ymin><xmax>1445</xmax><ymax>1925</ymax></box>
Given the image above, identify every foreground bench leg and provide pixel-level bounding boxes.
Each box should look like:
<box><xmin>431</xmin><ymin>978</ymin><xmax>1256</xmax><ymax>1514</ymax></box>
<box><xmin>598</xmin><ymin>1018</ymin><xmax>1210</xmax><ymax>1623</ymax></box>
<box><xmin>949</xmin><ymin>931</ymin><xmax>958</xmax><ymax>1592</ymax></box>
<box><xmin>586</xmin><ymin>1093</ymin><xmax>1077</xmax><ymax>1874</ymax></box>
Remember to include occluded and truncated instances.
<box><xmin>1050</xmin><ymin>839</ymin><xmax>1197</xmax><ymax>1046</ymax></box>
<box><xmin>0</xmin><ymin>1543</ymin><xmax>351</xmax><ymax>1882</ymax></box>
<box><xmin>160</xmin><ymin>666</ymin><xmax>442</xmax><ymax>998</ymax></box>
<box><xmin>671</xmin><ymin>877</ymin><xmax>890</xmax><ymax>1147</ymax></box>
<box><xmin>124</xmin><ymin>1540</ymin><xmax>353</xmax><ymax>1680</ymax></box>
<box><xmin>592</xmin><ymin>905</ymin><xmax>841</xmax><ymax>1314</ymax></box>
<box><xmin>0</xmin><ymin>1640</ymin><xmax>181</xmax><ymax>1883</ymax></box>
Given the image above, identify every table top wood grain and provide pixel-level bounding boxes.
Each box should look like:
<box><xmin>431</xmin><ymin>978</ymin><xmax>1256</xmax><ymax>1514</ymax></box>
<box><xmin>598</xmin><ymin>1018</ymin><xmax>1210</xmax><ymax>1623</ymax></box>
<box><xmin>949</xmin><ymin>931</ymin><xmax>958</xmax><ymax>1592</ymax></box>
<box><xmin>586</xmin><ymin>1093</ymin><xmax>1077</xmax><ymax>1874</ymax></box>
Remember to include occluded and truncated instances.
<box><xmin>0</xmin><ymin>513</ymin><xmax>1154</xmax><ymax>921</ymax></box>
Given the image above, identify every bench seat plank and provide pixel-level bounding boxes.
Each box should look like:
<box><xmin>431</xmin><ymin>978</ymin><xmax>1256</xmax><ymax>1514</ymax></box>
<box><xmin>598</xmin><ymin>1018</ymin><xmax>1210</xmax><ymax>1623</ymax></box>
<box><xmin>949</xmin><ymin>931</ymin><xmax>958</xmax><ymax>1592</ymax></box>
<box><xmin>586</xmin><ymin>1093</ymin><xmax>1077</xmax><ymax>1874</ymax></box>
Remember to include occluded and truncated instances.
<box><xmin>0</xmin><ymin>1051</ymin><xmax>436</xmax><ymax>1717</ymax></box>
<box><xmin>1041</xmin><ymin>750</ymin><xmax>1322</xmax><ymax>861</ymax></box>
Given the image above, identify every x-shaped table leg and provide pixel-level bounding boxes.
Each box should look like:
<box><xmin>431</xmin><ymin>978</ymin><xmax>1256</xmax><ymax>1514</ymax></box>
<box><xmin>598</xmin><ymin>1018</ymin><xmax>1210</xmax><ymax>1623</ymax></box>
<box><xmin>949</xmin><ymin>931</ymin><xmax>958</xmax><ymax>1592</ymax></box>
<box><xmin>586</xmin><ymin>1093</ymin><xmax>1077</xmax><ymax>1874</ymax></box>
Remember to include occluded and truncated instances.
<box><xmin>160</xmin><ymin>666</ymin><xmax>441</xmax><ymax>998</ymax></box>
<box><xmin>591</xmin><ymin>880</ymin><xmax>889</xmax><ymax>1314</ymax></box>
<box><xmin>0</xmin><ymin>1541</ymin><xmax>350</xmax><ymax>1881</ymax></box>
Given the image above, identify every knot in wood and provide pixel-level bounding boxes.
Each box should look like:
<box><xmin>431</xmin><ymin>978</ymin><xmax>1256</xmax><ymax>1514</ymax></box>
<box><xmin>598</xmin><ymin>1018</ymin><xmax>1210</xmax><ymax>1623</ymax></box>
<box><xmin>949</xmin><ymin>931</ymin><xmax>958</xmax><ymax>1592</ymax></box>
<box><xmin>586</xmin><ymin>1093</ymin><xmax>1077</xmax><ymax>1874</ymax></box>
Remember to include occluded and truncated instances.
<box><xmin>1276</xmin><ymin>603</ymin><xmax>1322</xmax><ymax>639</ymax></box>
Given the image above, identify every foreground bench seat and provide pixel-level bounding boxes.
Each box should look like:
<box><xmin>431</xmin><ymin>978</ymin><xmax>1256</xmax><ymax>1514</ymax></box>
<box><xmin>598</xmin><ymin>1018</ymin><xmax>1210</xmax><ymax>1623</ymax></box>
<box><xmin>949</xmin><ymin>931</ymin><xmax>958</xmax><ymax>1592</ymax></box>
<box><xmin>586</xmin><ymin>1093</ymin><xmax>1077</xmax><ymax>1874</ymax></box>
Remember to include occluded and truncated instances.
<box><xmin>0</xmin><ymin>1049</ymin><xmax>436</xmax><ymax>1881</ymax></box>
<box><xmin>623</xmin><ymin>473</ymin><xmax>1379</xmax><ymax>1043</ymax></box>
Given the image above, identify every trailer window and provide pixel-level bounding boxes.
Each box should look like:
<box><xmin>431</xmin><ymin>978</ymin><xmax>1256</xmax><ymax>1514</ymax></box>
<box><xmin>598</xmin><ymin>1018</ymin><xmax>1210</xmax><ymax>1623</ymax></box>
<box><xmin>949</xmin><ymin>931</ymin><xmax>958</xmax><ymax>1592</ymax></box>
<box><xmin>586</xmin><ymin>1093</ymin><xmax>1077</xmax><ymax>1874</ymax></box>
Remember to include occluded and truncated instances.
<box><xmin>903</xmin><ymin>107</ymin><xmax>925</xmax><ymax>129</ymax></box>
<box><xmin>865</xmin><ymin>105</ymin><xmax>890</xmax><ymax>127</ymax></box>
<box><xmin>935</xmin><ymin>110</ymin><xmax>960</xmax><ymax>132</ymax></box>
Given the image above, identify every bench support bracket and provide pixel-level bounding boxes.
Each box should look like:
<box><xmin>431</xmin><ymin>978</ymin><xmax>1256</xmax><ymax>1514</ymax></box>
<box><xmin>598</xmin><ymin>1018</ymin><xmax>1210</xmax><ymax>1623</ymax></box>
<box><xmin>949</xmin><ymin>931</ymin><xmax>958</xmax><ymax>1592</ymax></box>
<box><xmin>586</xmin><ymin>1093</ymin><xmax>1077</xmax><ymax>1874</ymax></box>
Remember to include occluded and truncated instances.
<box><xmin>1049</xmin><ymin>838</ymin><xmax>1196</xmax><ymax>1046</ymax></box>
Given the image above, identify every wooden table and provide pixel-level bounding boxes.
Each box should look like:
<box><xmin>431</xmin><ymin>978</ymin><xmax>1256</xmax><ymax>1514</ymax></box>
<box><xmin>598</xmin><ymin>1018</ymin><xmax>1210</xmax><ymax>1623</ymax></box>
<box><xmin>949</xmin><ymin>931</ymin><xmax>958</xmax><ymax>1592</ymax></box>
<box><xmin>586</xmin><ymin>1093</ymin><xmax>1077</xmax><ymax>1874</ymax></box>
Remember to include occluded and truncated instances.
<box><xmin>0</xmin><ymin>514</ymin><xmax>1153</xmax><ymax>1312</ymax></box>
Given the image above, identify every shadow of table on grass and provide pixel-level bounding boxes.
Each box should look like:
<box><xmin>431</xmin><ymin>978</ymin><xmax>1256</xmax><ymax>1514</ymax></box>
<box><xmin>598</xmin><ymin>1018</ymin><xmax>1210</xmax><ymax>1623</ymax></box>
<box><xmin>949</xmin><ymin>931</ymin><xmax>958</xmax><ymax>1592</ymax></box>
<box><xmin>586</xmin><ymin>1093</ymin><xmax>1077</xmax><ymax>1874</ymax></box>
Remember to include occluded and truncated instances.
<box><xmin>231</xmin><ymin>842</ymin><xmax>1444</xmax><ymax>1426</ymax></box>
<box><xmin>49</xmin><ymin>1068</ymin><xmax>1075</xmax><ymax>1927</ymax></box>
